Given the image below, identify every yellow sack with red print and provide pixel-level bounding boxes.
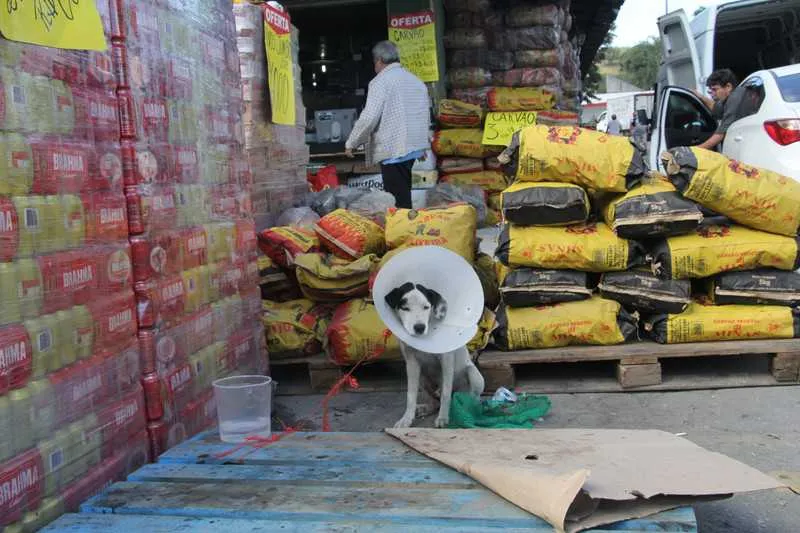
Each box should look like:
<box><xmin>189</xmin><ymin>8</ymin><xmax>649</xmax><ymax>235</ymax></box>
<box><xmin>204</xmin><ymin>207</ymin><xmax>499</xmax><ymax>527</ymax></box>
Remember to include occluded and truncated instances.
<box><xmin>438</xmin><ymin>99</ymin><xmax>484</xmax><ymax>128</ymax></box>
<box><xmin>262</xmin><ymin>299</ymin><xmax>334</xmax><ymax>359</ymax></box>
<box><xmin>314</xmin><ymin>209</ymin><xmax>385</xmax><ymax>260</ymax></box>
<box><xmin>496</xmin><ymin>222</ymin><xmax>644</xmax><ymax>271</ymax></box>
<box><xmin>293</xmin><ymin>253</ymin><xmax>379</xmax><ymax>302</ymax></box>
<box><xmin>440</xmin><ymin>170</ymin><xmax>508</xmax><ymax>192</ymax></box>
<box><xmin>326</xmin><ymin>298</ymin><xmax>401</xmax><ymax>365</ymax></box>
<box><xmin>645</xmin><ymin>300</ymin><xmax>800</xmax><ymax>344</ymax></box>
<box><xmin>495</xmin><ymin>296</ymin><xmax>639</xmax><ymax>350</ymax></box>
<box><xmin>487</xmin><ymin>87</ymin><xmax>556</xmax><ymax>111</ymax></box>
<box><xmin>662</xmin><ymin>146</ymin><xmax>800</xmax><ymax>236</ymax></box>
<box><xmin>650</xmin><ymin>224</ymin><xmax>800</xmax><ymax>280</ymax></box>
<box><xmin>432</xmin><ymin>129</ymin><xmax>500</xmax><ymax>158</ymax></box>
<box><xmin>511</xmin><ymin>125</ymin><xmax>646</xmax><ymax>192</ymax></box>
<box><xmin>385</xmin><ymin>203</ymin><xmax>478</xmax><ymax>263</ymax></box>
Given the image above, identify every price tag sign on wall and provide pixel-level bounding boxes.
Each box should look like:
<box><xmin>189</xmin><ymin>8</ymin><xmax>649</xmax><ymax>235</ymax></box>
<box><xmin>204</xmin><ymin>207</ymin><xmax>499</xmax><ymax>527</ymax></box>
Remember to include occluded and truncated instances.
<box><xmin>264</xmin><ymin>2</ymin><xmax>296</xmax><ymax>126</ymax></box>
<box><xmin>0</xmin><ymin>0</ymin><xmax>107</xmax><ymax>50</ymax></box>
<box><xmin>388</xmin><ymin>10</ymin><xmax>439</xmax><ymax>83</ymax></box>
<box><xmin>482</xmin><ymin>112</ymin><xmax>538</xmax><ymax>146</ymax></box>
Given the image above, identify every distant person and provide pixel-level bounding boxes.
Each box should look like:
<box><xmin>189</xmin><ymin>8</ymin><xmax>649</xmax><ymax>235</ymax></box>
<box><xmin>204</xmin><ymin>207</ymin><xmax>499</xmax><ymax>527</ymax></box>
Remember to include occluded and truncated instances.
<box><xmin>607</xmin><ymin>114</ymin><xmax>622</xmax><ymax>135</ymax></box>
<box><xmin>692</xmin><ymin>68</ymin><xmax>742</xmax><ymax>151</ymax></box>
<box><xmin>345</xmin><ymin>41</ymin><xmax>430</xmax><ymax>209</ymax></box>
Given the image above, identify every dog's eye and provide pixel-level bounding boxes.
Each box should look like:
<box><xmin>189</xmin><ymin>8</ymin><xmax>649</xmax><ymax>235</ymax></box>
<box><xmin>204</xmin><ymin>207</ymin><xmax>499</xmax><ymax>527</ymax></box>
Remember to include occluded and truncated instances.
<box><xmin>423</xmin><ymin>305</ymin><xmax>431</xmax><ymax>310</ymax></box>
<box><xmin>399</xmin><ymin>306</ymin><xmax>410</xmax><ymax>312</ymax></box>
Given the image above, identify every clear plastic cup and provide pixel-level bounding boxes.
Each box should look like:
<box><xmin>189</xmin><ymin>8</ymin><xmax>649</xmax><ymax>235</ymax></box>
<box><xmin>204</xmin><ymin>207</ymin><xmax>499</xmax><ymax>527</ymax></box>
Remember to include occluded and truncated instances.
<box><xmin>212</xmin><ymin>375</ymin><xmax>272</xmax><ymax>443</ymax></box>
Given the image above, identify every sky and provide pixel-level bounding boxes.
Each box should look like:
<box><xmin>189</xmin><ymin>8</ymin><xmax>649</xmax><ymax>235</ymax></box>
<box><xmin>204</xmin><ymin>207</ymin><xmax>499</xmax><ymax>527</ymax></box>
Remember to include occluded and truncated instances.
<box><xmin>612</xmin><ymin>0</ymin><xmax>714</xmax><ymax>47</ymax></box>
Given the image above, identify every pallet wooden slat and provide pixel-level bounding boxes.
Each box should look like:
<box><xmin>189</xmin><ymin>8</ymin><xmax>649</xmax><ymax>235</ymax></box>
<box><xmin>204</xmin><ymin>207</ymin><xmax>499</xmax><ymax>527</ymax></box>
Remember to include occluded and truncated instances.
<box><xmin>42</xmin><ymin>508</ymin><xmax>698</xmax><ymax>533</ymax></box>
<box><xmin>42</xmin><ymin>432</ymin><xmax>698</xmax><ymax>533</ymax></box>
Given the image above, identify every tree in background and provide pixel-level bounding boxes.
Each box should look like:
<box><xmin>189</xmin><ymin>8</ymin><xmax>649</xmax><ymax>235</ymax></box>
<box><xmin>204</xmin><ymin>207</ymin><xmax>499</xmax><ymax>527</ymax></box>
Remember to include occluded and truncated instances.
<box><xmin>619</xmin><ymin>37</ymin><xmax>661</xmax><ymax>90</ymax></box>
<box><xmin>582</xmin><ymin>22</ymin><xmax>616</xmax><ymax>102</ymax></box>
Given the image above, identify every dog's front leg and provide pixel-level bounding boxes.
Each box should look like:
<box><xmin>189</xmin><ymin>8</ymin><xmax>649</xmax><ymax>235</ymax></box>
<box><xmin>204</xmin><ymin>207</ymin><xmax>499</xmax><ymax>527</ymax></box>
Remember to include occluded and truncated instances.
<box><xmin>436</xmin><ymin>351</ymin><xmax>455</xmax><ymax>428</ymax></box>
<box><xmin>394</xmin><ymin>353</ymin><xmax>421</xmax><ymax>428</ymax></box>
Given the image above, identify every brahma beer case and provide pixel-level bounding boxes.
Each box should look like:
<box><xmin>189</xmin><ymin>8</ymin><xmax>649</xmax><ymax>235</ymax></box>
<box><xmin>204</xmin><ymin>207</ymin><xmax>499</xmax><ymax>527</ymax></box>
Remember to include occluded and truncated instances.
<box><xmin>1</xmin><ymin>0</ymin><xmax>265</xmax><ymax>528</ymax></box>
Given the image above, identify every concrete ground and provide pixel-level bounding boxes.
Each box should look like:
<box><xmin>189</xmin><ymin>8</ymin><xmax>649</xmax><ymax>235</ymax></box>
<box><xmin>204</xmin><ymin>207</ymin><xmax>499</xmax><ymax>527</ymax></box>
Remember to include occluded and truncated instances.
<box><xmin>273</xmin><ymin>387</ymin><xmax>800</xmax><ymax>533</ymax></box>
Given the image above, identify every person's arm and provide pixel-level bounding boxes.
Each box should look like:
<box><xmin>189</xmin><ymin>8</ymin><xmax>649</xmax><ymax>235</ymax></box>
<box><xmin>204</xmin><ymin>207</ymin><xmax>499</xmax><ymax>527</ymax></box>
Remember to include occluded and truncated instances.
<box><xmin>698</xmin><ymin>132</ymin><xmax>724</xmax><ymax>150</ymax></box>
<box><xmin>345</xmin><ymin>79</ymin><xmax>385</xmax><ymax>156</ymax></box>
<box><xmin>700</xmin><ymin>90</ymin><xmax>741</xmax><ymax>150</ymax></box>
<box><xmin>691</xmin><ymin>89</ymin><xmax>715</xmax><ymax>110</ymax></box>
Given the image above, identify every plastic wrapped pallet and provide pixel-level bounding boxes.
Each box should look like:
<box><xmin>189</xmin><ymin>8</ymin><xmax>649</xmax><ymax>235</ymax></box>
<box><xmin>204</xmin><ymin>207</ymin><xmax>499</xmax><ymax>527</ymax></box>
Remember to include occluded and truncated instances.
<box><xmin>492</xmin><ymin>67</ymin><xmax>563</xmax><ymax>88</ymax></box>
<box><xmin>500</xmin><ymin>182</ymin><xmax>590</xmax><ymax>226</ymax></box>
<box><xmin>120</xmin><ymin>0</ymin><xmax>266</xmax><ymax>458</ymax></box>
<box><xmin>601</xmin><ymin>174</ymin><xmax>703</xmax><ymax>239</ymax></box>
<box><xmin>496</xmin><ymin>222</ymin><xmax>645</xmax><ymax>271</ymax></box>
<box><xmin>661</xmin><ymin>146</ymin><xmax>800</xmax><ymax>237</ymax></box>
<box><xmin>599</xmin><ymin>271</ymin><xmax>692</xmax><ymax>315</ymax></box>
<box><xmin>0</xmin><ymin>4</ymin><xmax>151</xmax><ymax>528</ymax></box>
<box><xmin>649</xmin><ymin>224</ymin><xmax>800</xmax><ymax>280</ymax></box>
<box><xmin>495</xmin><ymin>297</ymin><xmax>639</xmax><ymax>350</ymax></box>
<box><xmin>645</xmin><ymin>301</ymin><xmax>800</xmax><ymax>344</ymax></box>
<box><xmin>492</xmin><ymin>27</ymin><xmax>562</xmax><ymax>51</ymax></box>
<box><xmin>500</xmin><ymin>269</ymin><xmax>591</xmax><ymax>307</ymax></box>
<box><xmin>709</xmin><ymin>270</ymin><xmax>800</xmax><ymax>306</ymax></box>
<box><xmin>448</xmin><ymin>50</ymin><xmax>515</xmax><ymax>71</ymax></box>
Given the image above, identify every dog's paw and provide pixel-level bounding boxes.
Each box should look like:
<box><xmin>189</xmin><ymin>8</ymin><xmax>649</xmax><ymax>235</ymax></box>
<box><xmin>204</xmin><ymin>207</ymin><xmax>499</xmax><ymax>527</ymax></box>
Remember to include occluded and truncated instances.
<box><xmin>393</xmin><ymin>415</ymin><xmax>414</xmax><ymax>429</ymax></box>
<box><xmin>435</xmin><ymin>414</ymin><xmax>450</xmax><ymax>428</ymax></box>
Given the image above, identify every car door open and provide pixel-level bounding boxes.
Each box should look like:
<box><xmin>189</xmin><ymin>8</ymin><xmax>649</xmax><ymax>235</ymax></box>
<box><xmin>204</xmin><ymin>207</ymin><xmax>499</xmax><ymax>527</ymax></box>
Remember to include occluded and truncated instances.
<box><xmin>650</xmin><ymin>86</ymin><xmax>717</xmax><ymax>172</ymax></box>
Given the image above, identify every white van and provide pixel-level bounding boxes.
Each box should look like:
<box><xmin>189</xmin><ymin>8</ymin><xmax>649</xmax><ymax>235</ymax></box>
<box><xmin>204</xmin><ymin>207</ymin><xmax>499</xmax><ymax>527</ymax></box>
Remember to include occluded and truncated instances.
<box><xmin>648</xmin><ymin>0</ymin><xmax>800</xmax><ymax>172</ymax></box>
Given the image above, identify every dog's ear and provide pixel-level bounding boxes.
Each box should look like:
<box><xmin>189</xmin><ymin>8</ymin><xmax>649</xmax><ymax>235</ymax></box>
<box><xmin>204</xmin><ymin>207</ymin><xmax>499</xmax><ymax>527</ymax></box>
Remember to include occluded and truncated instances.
<box><xmin>416</xmin><ymin>284</ymin><xmax>447</xmax><ymax>320</ymax></box>
<box><xmin>385</xmin><ymin>282</ymin><xmax>415</xmax><ymax>309</ymax></box>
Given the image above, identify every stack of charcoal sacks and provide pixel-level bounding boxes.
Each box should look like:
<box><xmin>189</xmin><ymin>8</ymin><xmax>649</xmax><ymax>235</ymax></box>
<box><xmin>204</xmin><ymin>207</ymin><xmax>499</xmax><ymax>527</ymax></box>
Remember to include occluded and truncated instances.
<box><xmin>493</xmin><ymin>123</ymin><xmax>800</xmax><ymax>351</ymax></box>
<box><xmin>444</xmin><ymin>0</ymin><xmax>582</xmax><ymax>115</ymax></box>
<box><xmin>234</xmin><ymin>2</ymin><xmax>310</xmax><ymax>231</ymax></box>
<box><xmin>119</xmin><ymin>0</ymin><xmax>265</xmax><ymax>457</ymax></box>
<box><xmin>639</xmin><ymin>147</ymin><xmax>800</xmax><ymax>345</ymax></box>
<box><xmin>0</xmin><ymin>2</ymin><xmax>149</xmax><ymax>529</ymax></box>
<box><xmin>493</xmin><ymin>125</ymin><xmax>646</xmax><ymax>351</ymax></box>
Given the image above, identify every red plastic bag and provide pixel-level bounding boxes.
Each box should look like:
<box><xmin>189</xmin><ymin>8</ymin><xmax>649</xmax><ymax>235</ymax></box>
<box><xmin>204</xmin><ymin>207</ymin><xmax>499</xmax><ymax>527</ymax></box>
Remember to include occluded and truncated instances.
<box><xmin>307</xmin><ymin>165</ymin><xmax>339</xmax><ymax>192</ymax></box>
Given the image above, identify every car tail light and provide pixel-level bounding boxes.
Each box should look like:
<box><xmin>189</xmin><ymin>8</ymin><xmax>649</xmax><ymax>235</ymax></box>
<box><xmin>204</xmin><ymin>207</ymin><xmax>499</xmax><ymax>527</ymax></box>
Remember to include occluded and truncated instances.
<box><xmin>764</xmin><ymin>119</ymin><xmax>800</xmax><ymax>146</ymax></box>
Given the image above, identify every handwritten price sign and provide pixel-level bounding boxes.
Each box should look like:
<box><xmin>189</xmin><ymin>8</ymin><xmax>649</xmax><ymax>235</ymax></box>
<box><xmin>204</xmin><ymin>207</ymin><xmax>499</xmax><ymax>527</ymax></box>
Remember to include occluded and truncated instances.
<box><xmin>264</xmin><ymin>3</ymin><xmax>296</xmax><ymax>126</ymax></box>
<box><xmin>388</xmin><ymin>10</ymin><xmax>439</xmax><ymax>83</ymax></box>
<box><xmin>482</xmin><ymin>111</ymin><xmax>538</xmax><ymax>146</ymax></box>
<box><xmin>0</xmin><ymin>0</ymin><xmax>106</xmax><ymax>50</ymax></box>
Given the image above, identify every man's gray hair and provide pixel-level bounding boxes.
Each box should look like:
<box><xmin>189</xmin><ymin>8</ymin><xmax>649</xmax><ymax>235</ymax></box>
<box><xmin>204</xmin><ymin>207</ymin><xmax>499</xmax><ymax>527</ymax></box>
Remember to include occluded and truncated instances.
<box><xmin>372</xmin><ymin>41</ymin><xmax>400</xmax><ymax>64</ymax></box>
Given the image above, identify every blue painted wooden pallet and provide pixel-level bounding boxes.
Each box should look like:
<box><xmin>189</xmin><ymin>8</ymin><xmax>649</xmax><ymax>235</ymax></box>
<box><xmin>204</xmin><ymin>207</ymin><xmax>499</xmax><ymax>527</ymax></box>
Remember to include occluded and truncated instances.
<box><xmin>42</xmin><ymin>431</ymin><xmax>698</xmax><ymax>532</ymax></box>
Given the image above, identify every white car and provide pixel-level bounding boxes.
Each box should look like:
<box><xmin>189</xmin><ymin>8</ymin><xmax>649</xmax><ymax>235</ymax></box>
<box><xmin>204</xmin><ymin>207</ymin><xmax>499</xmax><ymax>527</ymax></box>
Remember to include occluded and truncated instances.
<box><xmin>651</xmin><ymin>65</ymin><xmax>800</xmax><ymax>178</ymax></box>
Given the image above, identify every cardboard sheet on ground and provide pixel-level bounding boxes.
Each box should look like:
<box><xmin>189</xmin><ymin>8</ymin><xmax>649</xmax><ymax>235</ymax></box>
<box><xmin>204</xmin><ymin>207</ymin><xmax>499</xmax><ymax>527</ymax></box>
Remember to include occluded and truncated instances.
<box><xmin>386</xmin><ymin>428</ymin><xmax>784</xmax><ymax>532</ymax></box>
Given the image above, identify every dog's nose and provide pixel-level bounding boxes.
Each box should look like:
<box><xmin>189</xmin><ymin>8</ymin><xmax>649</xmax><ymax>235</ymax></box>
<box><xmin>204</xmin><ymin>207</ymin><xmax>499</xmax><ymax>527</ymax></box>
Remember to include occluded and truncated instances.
<box><xmin>413</xmin><ymin>323</ymin><xmax>426</xmax><ymax>335</ymax></box>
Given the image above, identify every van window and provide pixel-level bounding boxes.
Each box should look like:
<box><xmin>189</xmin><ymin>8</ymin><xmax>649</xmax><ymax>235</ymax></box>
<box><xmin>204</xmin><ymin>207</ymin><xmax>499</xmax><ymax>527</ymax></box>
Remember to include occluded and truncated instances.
<box><xmin>664</xmin><ymin>91</ymin><xmax>716</xmax><ymax>149</ymax></box>
<box><xmin>777</xmin><ymin>73</ymin><xmax>800</xmax><ymax>103</ymax></box>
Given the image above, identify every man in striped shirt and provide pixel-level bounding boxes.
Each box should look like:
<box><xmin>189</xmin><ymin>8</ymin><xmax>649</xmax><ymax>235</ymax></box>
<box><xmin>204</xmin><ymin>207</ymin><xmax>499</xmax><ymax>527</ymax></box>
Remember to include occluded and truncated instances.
<box><xmin>346</xmin><ymin>41</ymin><xmax>431</xmax><ymax>209</ymax></box>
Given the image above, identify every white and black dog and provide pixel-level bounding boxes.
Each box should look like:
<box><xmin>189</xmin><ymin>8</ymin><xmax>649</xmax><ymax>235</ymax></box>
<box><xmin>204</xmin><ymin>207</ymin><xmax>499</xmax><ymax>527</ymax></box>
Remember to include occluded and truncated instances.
<box><xmin>384</xmin><ymin>282</ymin><xmax>485</xmax><ymax>428</ymax></box>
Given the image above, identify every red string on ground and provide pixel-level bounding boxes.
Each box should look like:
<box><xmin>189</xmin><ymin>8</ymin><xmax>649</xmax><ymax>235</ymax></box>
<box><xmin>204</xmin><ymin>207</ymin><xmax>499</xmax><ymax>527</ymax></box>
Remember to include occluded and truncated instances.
<box><xmin>213</xmin><ymin>418</ymin><xmax>303</xmax><ymax>461</ymax></box>
<box><xmin>321</xmin><ymin>329</ymin><xmax>392</xmax><ymax>432</ymax></box>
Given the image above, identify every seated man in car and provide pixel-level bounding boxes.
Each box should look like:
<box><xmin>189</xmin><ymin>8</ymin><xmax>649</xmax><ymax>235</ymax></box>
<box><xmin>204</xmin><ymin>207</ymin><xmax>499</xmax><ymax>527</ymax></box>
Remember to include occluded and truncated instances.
<box><xmin>692</xmin><ymin>68</ymin><xmax>747</xmax><ymax>151</ymax></box>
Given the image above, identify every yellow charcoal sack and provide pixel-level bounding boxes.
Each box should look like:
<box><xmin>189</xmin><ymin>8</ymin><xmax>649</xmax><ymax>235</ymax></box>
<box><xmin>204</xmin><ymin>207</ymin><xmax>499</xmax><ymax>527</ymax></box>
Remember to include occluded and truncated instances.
<box><xmin>432</xmin><ymin>129</ymin><xmax>500</xmax><ymax>158</ymax></box>
<box><xmin>314</xmin><ymin>209</ymin><xmax>385</xmax><ymax>260</ymax></box>
<box><xmin>257</xmin><ymin>226</ymin><xmax>320</xmax><ymax>268</ymax></box>
<box><xmin>662</xmin><ymin>146</ymin><xmax>800</xmax><ymax>236</ymax></box>
<box><xmin>650</xmin><ymin>224</ymin><xmax>800</xmax><ymax>280</ymax></box>
<box><xmin>496</xmin><ymin>222</ymin><xmax>644</xmax><ymax>271</ymax></box>
<box><xmin>645</xmin><ymin>301</ymin><xmax>799</xmax><ymax>344</ymax></box>
<box><xmin>487</xmin><ymin>87</ymin><xmax>556</xmax><ymax>111</ymax></box>
<box><xmin>495</xmin><ymin>296</ymin><xmax>639</xmax><ymax>350</ymax></box>
<box><xmin>601</xmin><ymin>174</ymin><xmax>703</xmax><ymax>239</ymax></box>
<box><xmin>440</xmin><ymin>170</ymin><xmax>509</xmax><ymax>192</ymax></box>
<box><xmin>293</xmin><ymin>253</ymin><xmax>379</xmax><ymax>302</ymax></box>
<box><xmin>385</xmin><ymin>203</ymin><xmax>478</xmax><ymax>263</ymax></box>
<box><xmin>257</xmin><ymin>254</ymin><xmax>300</xmax><ymax>301</ymax></box>
<box><xmin>262</xmin><ymin>299</ymin><xmax>333</xmax><ymax>359</ymax></box>
<box><xmin>438</xmin><ymin>99</ymin><xmax>484</xmax><ymax>128</ymax></box>
<box><xmin>326</xmin><ymin>298</ymin><xmax>401</xmax><ymax>365</ymax></box>
<box><xmin>468</xmin><ymin>308</ymin><xmax>498</xmax><ymax>353</ymax></box>
<box><xmin>511</xmin><ymin>125</ymin><xmax>646</xmax><ymax>192</ymax></box>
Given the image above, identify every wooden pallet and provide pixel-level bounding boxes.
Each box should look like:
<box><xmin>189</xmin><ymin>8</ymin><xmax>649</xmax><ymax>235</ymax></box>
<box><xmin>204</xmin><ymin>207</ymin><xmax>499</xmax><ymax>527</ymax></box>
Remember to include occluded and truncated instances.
<box><xmin>479</xmin><ymin>339</ymin><xmax>800</xmax><ymax>390</ymax></box>
<box><xmin>42</xmin><ymin>431</ymin><xmax>698</xmax><ymax>532</ymax></box>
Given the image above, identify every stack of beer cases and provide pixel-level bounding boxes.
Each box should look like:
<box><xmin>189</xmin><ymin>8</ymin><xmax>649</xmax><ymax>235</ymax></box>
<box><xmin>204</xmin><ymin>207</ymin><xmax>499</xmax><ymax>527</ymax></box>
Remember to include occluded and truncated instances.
<box><xmin>117</xmin><ymin>0</ymin><xmax>265</xmax><ymax>458</ymax></box>
<box><xmin>0</xmin><ymin>1</ymin><xmax>150</xmax><ymax>530</ymax></box>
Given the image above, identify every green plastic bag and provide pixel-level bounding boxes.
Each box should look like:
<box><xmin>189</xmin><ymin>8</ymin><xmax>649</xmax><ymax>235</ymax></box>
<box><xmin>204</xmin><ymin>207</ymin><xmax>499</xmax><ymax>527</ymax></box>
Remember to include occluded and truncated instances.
<box><xmin>448</xmin><ymin>392</ymin><xmax>551</xmax><ymax>429</ymax></box>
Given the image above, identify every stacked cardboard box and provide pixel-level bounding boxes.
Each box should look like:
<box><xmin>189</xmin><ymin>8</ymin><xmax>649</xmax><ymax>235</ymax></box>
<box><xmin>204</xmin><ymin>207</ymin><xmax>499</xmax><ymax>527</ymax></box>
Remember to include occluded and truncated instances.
<box><xmin>0</xmin><ymin>2</ymin><xmax>149</xmax><ymax>528</ymax></box>
<box><xmin>117</xmin><ymin>0</ymin><xmax>266</xmax><ymax>458</ymax></box>
<box><xmin>234</xmin><ymin>2</ymin><xmax>310</xmax><ymax>230</ymax></box>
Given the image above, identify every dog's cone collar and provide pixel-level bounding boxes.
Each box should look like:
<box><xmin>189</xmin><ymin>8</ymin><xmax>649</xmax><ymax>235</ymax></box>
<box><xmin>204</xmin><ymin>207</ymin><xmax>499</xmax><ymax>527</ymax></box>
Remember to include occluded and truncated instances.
<box><xmin>373</xmin><ymin>246</ymin><xmax>484</xmax><ymax>353</ymax></box>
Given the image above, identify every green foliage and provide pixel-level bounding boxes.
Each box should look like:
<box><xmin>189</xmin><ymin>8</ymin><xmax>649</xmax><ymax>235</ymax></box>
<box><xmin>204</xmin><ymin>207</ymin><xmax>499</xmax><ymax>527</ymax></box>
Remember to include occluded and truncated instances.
<box><xmin>582</xmin><ymin>22</ymin><xmax>616</xmax><ymax>101</ymax></box>
<box><xmin>619</xmin><ymin>38</ymin><xmax>661</xmax><ymax>90</ymax></box>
